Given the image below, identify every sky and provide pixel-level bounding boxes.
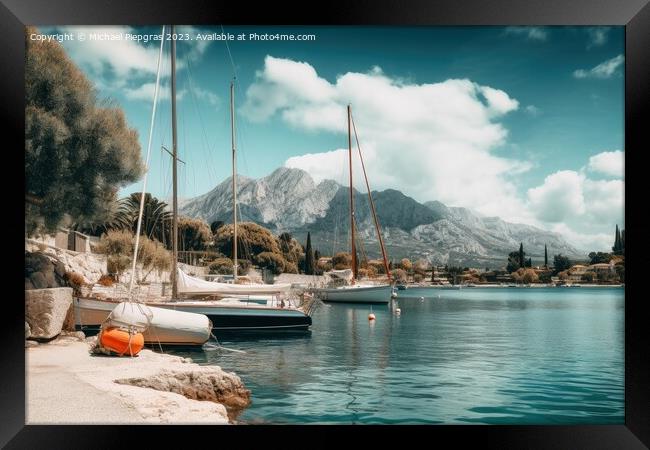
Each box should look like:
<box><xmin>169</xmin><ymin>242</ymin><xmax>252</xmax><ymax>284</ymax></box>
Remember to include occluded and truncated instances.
<box><xmin>39</xmin><ymin>25</ymin><xmax>624</xmax><ymax>251</ymax></box>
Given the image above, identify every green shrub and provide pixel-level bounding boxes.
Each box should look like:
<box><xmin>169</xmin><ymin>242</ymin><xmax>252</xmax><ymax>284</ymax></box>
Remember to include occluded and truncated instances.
<box><xmin>209</xmin><ymin>258</ymin><xmax>234</xmax><ymax>275</ymax></box>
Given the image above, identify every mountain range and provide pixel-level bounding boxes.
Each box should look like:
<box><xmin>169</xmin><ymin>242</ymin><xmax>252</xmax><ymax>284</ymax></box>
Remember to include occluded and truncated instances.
<box><xmin>181</xmin><ymin>167</ymin><xmax>584</xmax><ymax>268</ymax></box>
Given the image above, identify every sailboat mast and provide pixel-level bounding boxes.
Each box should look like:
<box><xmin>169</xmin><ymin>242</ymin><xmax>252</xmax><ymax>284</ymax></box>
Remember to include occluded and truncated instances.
<box><xmin>231</xmin><ymin>80</ymin><xmax>238</xmax><ymax>280</ymax></box>
<box><xmin>348</xmin><ymin>104</ymin><xmax>357</xmax><ymax>282</ymax></box>
<box><xmin>170</xmin><ymin>26</ymin><xmax>179</xmax><ymax>298</ymax></box>
<box><xmin>350</xmin><ymin>114</ymin><xmax>392</xmax><ymax>282</ymax></box>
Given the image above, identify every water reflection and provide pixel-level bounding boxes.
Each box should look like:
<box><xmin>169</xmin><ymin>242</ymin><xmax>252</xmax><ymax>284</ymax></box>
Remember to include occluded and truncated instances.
<box><xmin>168</xmin><ymin>287</ymin><xmax>624</xmax><ymax>424</ymax></box>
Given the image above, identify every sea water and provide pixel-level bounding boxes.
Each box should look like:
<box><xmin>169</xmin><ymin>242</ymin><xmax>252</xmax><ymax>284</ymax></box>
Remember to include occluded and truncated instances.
<box><xmin>171</xmin><ymin>287</ymin><xmax>624</xmax><ymax>424</ymax></box>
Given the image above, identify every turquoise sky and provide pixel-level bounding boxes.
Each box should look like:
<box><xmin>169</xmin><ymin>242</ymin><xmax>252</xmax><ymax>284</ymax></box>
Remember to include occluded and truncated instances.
<box><xmin>40</xmin><ymin>25</ymin><xmax>624</xmax><ymax>251</ymax></box>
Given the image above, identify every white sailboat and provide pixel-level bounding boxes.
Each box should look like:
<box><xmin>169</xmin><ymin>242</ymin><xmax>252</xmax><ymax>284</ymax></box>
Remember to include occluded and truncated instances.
<box><xmin>77</xmin><ymin>25</ymin><xmax>212</xmax><ymax>347</ymax></box>
<box><xmin>311</xmin><ymin>105</ymin><xmax>393</xmax><ymax>304</ymax></box>
<box><xmin>76</xmin><ymin>46</ymin><xmax>312</xmax><ymax>331</ymax></box>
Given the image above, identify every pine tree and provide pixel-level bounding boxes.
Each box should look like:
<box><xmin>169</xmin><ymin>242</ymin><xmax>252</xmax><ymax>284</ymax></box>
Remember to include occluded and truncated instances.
<box><xmin>519</xmin><ymin>243</ymin><xmax>525</xmax><ymax>268</ymax></box>
<box><xmin>304</xmin><ymin>232</ymin><xmax>315</xmax><ymax>275</ymax></box>
<box><xmin>544</xmin><ymin>244</ymin><xmax>548</xmax><ymax>269</ymax></box>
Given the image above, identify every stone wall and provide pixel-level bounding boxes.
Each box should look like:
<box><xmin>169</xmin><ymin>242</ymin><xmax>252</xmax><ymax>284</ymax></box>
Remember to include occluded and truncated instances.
<box><xmin>25</xmin><ymin>241</ymin><xmax>107</xmax><ymax>289</ymax></box>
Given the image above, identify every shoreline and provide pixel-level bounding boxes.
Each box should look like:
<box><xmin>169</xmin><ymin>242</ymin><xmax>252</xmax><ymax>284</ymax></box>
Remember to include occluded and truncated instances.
<box><xmin>26</xmin><ymin>335</ymin><xmax>249</xmax><ymax>424</ymax></box>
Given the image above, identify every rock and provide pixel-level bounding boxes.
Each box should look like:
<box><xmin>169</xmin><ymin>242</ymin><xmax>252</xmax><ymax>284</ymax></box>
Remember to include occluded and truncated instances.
<box><xmin>54</xmin><ymin>261</ymin><xmax>66</xmax><ymax>277</ymax></box>
<box><xmin>30</xmin><ymin>272</ymin><xmax>48</xmax><ymax>289</ymax></box>
<box><xmin>25</xmin><ymin>252</ymin><xmax>52</xmax><ymax>273</ymax></box>
<box><xmin>43</xmin><ymin>271</ymin><xmax>57</xmax><ymax>288</ymax></box>
<box><xmin>60</xmin><ymin>330</ymin><xmax>86</xmax><ymax>341</ymax></box>
<box><xmin>25</xmin><ymin>287</ymin><xmax>73</xmax><ymax>340</ymax></box>
<box><xmin>25</xmin><ymin>279</ymin><xmax>34</xmax><ymax>290</ymax></box>
<box><xmin>115</xmin><ymin>368</ymin><xmax>252</xmax><ymax>412</ymax></box>
<box><xmin>25</xmin><ymin>340</ymin><xmax>39</xmax><ymax>348</ymax></box>
<box><xmin>25</xmin><ymin>322</ymin><xmax>31</xmax><ymax>338</ymax></box>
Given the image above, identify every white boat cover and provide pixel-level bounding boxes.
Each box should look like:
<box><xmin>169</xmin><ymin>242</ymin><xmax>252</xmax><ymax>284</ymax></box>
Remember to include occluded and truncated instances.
<box><xmin>176</xmin><ymin>268</ymin><xmax>292</xmax><ymax>296</ymax></box>
<box><xmin>105</xmin><ymin>301</ymin><xmax>211</xmax><ymax>345</ymax></box>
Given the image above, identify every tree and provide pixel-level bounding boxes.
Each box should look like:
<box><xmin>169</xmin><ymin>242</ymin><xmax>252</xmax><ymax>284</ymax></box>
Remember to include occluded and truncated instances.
<box><xmin>209</xmin><ymin>258</ymin><xmax>234</xmax><ymax>275</ymax></box>
<box><xmin>210</xmin><ymin>220</ymin><xmax>224</xmax><ymax>235</ymax></box>
<box><xmin>538</xmin><ymin>271</ymin><xmax>552</xmax><ymax>283</ymax></box>
<box><xmin>332</xmin><ymin>252</ymin><xmax>352</xmax><ymax>270</ymax></box>
<box><xmin>612</xmin><ymin>224</ymin><xmax>623</xmax><ymax>255</ymax></box>
<box><xmin>519</xmin><ymin>243</ymin><xmax>525</xmax><ymax>269</ymax></box>
<box><xmin>213</xmin><ymin>222</ymin><xmax>281</xmax><ymax>259</ymax></box>
<box><xmin>400</xmin><ymin>258</ymin><xmax>413</xmax><ymax>272</ymax></box>
<box><xmin>544</xmin><ymin>245</ymin><xmax>548</xmax><ymax>269</ymax></box>
<box><xmin>137</xmin><ymin>236</ymin><xmax>171</xmax><ymax>282</ymax></box>
<box><xmin>256</xmin><ymin>252</ymin><xmax>285</xmax><ymax>275</ymax></box>
<box><xmin>25</xmin><ymin>27</ymin><xmax>143</xmax><ymax>235</ymax></box>
<box><xmin>621</xmin><ymin>230</ymin><xmax>625</xmax><ymax>255</ymax></box>
<box><xmin>507</xmin><ymin>251</ymin><xmax>523</xmax><ymax>273</ymax></box>
<box><xmin>177</xmin><ymin>216</ymin><xmax>212</xmax><ymax>251</ymax></box>
<box><xmin>390</xmin><ymin>269</ymin><xmax>407</xmax><ymax>283</ymax></box>
<box><xmin>96</xmin><ymin>230</ymin><xmax>133</xmax><ymax>281</ymax></box>
<box><xmin>304</xmin><ymin>232</ymin><xmax>315</xmax><ymax>275</ymax></box>
<box><xmin>553</xmin><ymin>254</ymin><xmax>572</xmax><ymax>274</ymax></box>
<box><xmin>589</xmin><ymin>252</ymin><xmax>612</xmax><ymax>264</ymax></box>
<box><xmin>511</xmin><ymin>268</ymin><xmax>538</xmax><ymax>284</ymax></box>
<box><xmin>413</xmin><ymin>259</ymin><xmax>428</xmax><ymax>276</ymax></box>
<box><xmin>447</xmin><ymin>266</ymin><xmax>464</xmax><ymax>284</ymax></box>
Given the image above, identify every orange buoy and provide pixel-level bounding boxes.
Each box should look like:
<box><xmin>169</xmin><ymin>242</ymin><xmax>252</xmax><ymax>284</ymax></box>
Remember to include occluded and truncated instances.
<box><xmin>99</xmin><ymin>327</ymin><xmax>144</xmax><ymax>356</ymax></box>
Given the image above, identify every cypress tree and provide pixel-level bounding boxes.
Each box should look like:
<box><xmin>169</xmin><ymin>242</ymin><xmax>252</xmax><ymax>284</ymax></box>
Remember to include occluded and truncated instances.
<box><xmin>621</xmin><ymin>230</ymin><xmax>625</xmax><ymax>254</ymax></box>
<box><xmin>544</xmin><ymin>244</ymin><xmax>548</xmax><ymax>269</ymax></box>
<box><xmin>519</xmin><ymin>243</ymin><xmax>525</xmax><ymax>268</ymax></box>
<box><xmin>613</xmin><ymin>225</ymin><xmax>622</xmax><ymax>255</ymax></box>
<box><xmin>304</xmin><ymin>232</ymin><xmax>314</xmax><ymax>275</ymax></box>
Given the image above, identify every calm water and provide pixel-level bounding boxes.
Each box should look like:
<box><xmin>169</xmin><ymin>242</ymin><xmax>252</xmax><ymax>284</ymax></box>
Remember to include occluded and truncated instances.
<box><xmin>171</xmin><ymin>287</ymin><xmax>624</xmax><ymax>424</ymax></box>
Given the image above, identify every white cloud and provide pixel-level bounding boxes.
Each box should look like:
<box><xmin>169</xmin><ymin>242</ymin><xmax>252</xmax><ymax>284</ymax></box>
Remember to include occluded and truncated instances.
<box><xmin>243</xmin><ymin>56</ymin><xmax>531</xmax><ymax>223</ymax></box>
<box><xmin>527</xmin><ymin>171</ymin><xmax>586</xmax><ymax>222</ymax></box>
<box><xmin>586</xmin><ymin>27</ymin><xmax>609</xmax><ymax>48</ymax></box>
<box><xmin>583</xmin><ymin>178</ymin><xmax>624</xmax><ymax>223</ymax></box>
<box><xmin>550</xmin><ymin>223</ymin><xmax>614</xmax><ymax>253</ymax></box>
<box><xmin>185</xmin><ymin>85</ymin><xmax>220</xmax><ymax>106</ymax></box>
<box><xmin>527</xmin><ymin>170</ymin><xmax>624</xmax><ymax>250</ymax></box>
<box><xmin>573</xmin><ymin>54</ymin><xmax>624</xmax><ymax>79</ymax></box>
<box><xmin>587</xmin><ymin>150</ymin><xmax>624</xmax><ymax>177</ymax></box>
<box><xmin>58</xmin><ymin>26</ymin><xmax>164</xmax><ymax>78</ymax></box>
<box><xmin>123</xmin><ymin>83</ymin><xmax>187</xmax><ymax>102</ymax></box>
<box><xmin>524</xmin><ymin>105</ymin><xmax>541</xmax><ymax>116</ymax></box>
<box><xmin>52</xmin><ymin>25</ymin><xmax>214</xmax><ymax>102</ymax></box>
<box><xmin>504</xmin><ymin>27</ymin><xmax>548</xmax><ymax>41</ymax></box>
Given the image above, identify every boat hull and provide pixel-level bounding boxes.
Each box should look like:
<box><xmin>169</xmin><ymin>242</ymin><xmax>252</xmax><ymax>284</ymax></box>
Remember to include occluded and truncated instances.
<box><xmin>312</xmin><ymin>285</ymin><xmax>392</xmax><ymax>304</ymax></box>
<box><xmin>75</xmin><ymin>298</ymin><xmax>211</xmax><ymax>346</ymax></box>
<box><xmin>75</xmin><ymin>297</ymin><xmax>312</xmax><ymax>332</ymax></box>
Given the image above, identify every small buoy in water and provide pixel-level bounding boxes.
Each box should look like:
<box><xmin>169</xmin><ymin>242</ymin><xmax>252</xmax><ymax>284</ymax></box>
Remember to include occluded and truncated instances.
<box><xmin>391</xmin><ymin>291</ymin><xmax>398</xmax><ymax>299</ymax></box>
<box><xmin>368</xmin><ymin>313</ymin><xmax>376</xmax><ymax>321</ymax></box>
<box><xmin>420</xmin><ymin>296</ymin><xmax>425</xmax><ymax>302</ymax></box>
<box><xmin>395</xmin><ymin>308</ymin><xmax>401</xmax><ymax>315</ymax></box>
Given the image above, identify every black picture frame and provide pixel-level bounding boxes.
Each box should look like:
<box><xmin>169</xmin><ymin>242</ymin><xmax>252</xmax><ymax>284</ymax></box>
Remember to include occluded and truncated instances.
<box><xmin>3</xmin><ymin>0</ymin><xmax>648</xmax><ymax>447</ymax></box>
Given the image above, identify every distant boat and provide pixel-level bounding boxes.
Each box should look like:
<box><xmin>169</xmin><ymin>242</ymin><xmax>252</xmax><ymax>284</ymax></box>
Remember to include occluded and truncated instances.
<box><xmin>310</xmin><ymin>105</ymin><xmax>392</xmax><ymax>304</ymax></box>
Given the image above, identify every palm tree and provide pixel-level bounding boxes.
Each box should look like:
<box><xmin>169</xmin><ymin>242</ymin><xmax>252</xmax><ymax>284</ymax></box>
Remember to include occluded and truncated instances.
<box><xmin>122</xmin><ymin>193</ymin><xmax>173</xmax><ymax>244</ymax></box>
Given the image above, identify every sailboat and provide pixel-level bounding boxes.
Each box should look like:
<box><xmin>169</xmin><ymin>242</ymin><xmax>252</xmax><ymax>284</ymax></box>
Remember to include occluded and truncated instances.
<box><xmin>76</xmin><ymin>25</ymin><xmax>212</xmax><ymax>347</ymax></box>
<box><xmin>76</xmin><ymin>33</ymin><xmax>312</xmax><ymax>331</ymax></box>
<box><xmin>310</xmin><ymin>105</ymin><xmax>394</xmax><ymax>304</ymax></box>
<box><xmin>168</xmin><ymin>80</ymin><xmax>313</xmax><ymax>330</ymax></box>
